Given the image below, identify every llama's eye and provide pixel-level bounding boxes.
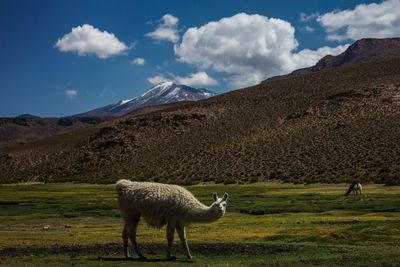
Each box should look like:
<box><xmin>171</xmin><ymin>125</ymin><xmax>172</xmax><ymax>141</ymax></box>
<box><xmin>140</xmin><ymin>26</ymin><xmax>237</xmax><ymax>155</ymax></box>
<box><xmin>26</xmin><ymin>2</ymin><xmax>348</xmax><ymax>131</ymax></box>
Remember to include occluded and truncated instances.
<box><xmin>223</xmin><ymin>203</ymin><xmax>226</xmax><ymax>206</ymax></box>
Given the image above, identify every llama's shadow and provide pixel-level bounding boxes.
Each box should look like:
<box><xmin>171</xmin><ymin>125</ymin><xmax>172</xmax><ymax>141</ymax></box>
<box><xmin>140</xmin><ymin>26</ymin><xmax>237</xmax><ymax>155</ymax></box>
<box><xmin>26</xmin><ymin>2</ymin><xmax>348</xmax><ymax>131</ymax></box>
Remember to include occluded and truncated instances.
<box><xmin>92</xmin><ymin>256</ymin><xmax>194</xmax><ymax>263</ymax></box>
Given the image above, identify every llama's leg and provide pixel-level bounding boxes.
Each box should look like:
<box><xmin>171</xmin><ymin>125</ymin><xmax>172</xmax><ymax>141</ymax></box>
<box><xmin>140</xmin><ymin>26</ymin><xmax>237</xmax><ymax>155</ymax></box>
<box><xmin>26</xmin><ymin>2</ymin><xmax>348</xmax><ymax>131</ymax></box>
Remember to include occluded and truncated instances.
<box><xmin>122</xmin><ymin>223</ymin><xmax>129</xmax><ymax>259</ymax></box>
<box><xmin>176</xmin><ymin>222</ymin><xmax>193</xmax><ymax>259</ymax></box>
<box><xmin>166</xmin><ymin>221</ymin><xmax>176</xmax><ymax>260</ymax></box>
<box><xmin>128</xmin><ymin>215</ymin><xmax>145</xmax><ymax>259</ymax></box>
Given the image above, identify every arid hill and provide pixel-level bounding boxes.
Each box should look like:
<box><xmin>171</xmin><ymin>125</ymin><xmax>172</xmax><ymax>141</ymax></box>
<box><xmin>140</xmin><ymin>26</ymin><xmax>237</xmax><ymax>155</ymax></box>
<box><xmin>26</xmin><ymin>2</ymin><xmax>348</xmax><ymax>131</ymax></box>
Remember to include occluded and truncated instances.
<box><xmin>292</xmin><ymin>38</ymin><xmax>400</xmax><ymax>75</ymax></box>
<box><xmin>1</xmin><ymin>55</ymin><xmax>400</xmax><ymax>185</ymax></box>
<box><xmin>0</xmin><ymin>115</ymin><xmax>109</xmax><ymax>149</ymax></box>
<box><xmin>0</xmin><ymin>82</ymin><xmax>217</xmax><ymax>149</ymax></box>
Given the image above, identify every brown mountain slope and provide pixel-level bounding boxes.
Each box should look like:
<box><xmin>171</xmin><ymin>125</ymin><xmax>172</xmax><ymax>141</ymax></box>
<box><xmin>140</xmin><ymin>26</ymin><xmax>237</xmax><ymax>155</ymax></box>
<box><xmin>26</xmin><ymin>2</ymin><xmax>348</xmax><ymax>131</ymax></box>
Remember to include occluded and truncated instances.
<box><xmin>292</xmin><ymin>38</ymin><xmax>400</xmax><ymax>75</ymax></box>
<box><xmin>1</xmin><ymin>58</ymin><xmax>400</xmax><ymax>184</ymax></box>
<box><xmin>0</xmin><ymin>116</ymin><xmax>110</xmax><ymax>149</ymax></box>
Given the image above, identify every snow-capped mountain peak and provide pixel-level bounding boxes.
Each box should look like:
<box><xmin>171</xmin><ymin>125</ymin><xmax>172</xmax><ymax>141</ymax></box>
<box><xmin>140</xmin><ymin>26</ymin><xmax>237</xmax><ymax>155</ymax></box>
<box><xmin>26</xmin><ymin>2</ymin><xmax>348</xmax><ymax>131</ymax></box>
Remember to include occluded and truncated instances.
<box><xmin>118</xmin><ymin>99</ymin><xmax>132</xmax><ymax>105</ymax></box>
<box><xmin>125</xmin><ymin>82</ymin><xmax>216</xmax><ymax>110</ymax></box>
<box><xmin>141</xmin><ymin>81</ymin><xmax>175</xmax><ymax>97</ymax></box>
<box><xmin>75</xmin><ymin>82</ymin><xmax>217</xmax><ymax>117</ymax></box>
<box><xmin>108</xmin><ymin>99</ymin><xmax>133</xmax><ymax>111</ymax></box>
<box><xmin>140</xmin><ymin>82</ymin><xmax>178</xmax><ymax>99</ymax></box>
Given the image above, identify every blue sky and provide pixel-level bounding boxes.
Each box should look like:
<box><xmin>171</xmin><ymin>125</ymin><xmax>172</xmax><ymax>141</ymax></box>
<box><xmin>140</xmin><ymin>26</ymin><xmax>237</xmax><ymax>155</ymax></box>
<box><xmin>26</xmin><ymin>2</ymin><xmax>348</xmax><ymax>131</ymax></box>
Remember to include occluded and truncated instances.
<box><xmin>1</xmin><ymin>0</ymin><xmax>399</xmax><ymax>117</ymax></box>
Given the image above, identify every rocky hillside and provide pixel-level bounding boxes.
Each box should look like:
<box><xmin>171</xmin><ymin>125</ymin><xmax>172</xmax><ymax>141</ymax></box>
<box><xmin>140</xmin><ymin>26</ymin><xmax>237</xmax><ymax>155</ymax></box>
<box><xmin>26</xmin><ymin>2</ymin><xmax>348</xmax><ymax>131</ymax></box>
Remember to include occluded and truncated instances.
<box><xmin>2</xmin><ymin>56</ymin><xmax>400</xmax><ymax>185</ymax></box>
<box><xmin>0</xmin><ymin>82</ymin><xmax>215</xmax><ymax>148</ymax></box>
<box><xmin>292</xmin><ymin>38</ymin><xmax>400</xmax><ymax>75</ymax></box>
<box><xmin>0</xmin><ymin>115</ymin><xmax>108</xmax><ymax>149</ymax></box>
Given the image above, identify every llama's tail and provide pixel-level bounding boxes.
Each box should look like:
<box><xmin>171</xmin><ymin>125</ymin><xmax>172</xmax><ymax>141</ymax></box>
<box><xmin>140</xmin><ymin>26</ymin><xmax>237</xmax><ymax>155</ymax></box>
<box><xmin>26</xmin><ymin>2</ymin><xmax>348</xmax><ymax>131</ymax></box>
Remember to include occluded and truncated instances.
<box><xmin>116</xmin><ymin>179</ymin><xmax>132</xmax><ymax>196</ymax></box>
<box><xmin>345</xmin><ymin>183</ymin><xmax>355</xmax><ymax>196</ymax></box>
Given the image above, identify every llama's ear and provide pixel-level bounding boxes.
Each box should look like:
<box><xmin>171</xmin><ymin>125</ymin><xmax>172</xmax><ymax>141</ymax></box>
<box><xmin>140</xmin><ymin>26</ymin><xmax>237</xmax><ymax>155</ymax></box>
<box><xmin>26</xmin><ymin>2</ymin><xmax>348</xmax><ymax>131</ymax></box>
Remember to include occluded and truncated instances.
<box><xmin>223</xmin><ymin>192</ymin><xmax>228</xmax><ymax>201</ymax></box>
<box><xmin>212</xmin><ymin>193</ymin><xmax>218</xmax><ymax>201</ymax></box>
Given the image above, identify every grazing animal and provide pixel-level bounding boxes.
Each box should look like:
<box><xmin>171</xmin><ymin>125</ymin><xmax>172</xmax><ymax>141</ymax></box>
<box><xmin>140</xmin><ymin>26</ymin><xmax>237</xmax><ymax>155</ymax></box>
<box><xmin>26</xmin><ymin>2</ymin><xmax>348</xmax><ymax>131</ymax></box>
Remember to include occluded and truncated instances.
<box><xmin>116</xmin><ymin>179</ymin><xmax>228</xmax><ymax>260</ymax></box>
<box><xmin>345</xmin><ymin>183</ymin><xmax>363</xmax><ymax>196</ymax></box>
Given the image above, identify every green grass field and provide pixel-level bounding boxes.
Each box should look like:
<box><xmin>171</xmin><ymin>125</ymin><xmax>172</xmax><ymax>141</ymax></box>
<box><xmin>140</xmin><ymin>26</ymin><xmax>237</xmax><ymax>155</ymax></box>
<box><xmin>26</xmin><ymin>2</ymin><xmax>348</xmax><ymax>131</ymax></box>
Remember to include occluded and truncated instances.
<box><xmin>0</xmin><ymin>183</ymin><xmax>399</xmax><ymax>266</ymax></box>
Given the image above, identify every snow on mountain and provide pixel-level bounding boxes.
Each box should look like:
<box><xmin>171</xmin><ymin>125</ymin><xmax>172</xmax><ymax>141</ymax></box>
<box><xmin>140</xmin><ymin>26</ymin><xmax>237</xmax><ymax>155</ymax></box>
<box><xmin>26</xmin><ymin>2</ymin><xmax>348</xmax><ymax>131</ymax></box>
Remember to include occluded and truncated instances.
<box><xmin>75</xmin><ymin>82</ymin><xmax>217</xmax><ymax>117</ymax></box>
<box><xmin>118</xmin><ymin>99</ymin><xmax>133</xmax><ymax>105</ymax></box>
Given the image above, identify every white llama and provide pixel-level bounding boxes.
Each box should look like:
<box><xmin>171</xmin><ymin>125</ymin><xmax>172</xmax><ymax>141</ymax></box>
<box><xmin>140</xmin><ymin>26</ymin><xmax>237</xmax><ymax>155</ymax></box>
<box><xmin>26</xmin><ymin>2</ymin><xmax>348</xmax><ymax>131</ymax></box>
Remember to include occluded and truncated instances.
<box><xmin>116</xmin><ymin>179</ymin><xmax>228</xmax><ymax>260</ymax></box>
<box><xmin>345</xmin><ymin>183</ymin><xmax>363</xmax><ymax>196</ymax></box>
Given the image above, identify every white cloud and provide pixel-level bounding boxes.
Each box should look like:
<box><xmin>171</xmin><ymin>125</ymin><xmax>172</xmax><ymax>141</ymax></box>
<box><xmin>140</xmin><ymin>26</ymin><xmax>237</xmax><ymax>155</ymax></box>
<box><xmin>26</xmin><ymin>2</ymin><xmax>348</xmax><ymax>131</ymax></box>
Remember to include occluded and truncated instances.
<box><xmin>148</xmin><ymin>71</ymin><xmax>218</xmax><ymax>87</ymax></box>
<box><xmin>175</xmin><ymin>72</ymin><xmax>219</xmax><ymax>86</ymax></box>
<box><xmin>146</xmin><ymin>14</ymin><xmax>179</xmax><ymax>43</ymax></box>
<box><xmin>317</xmin><ymin>0</ymin><xmax>400</xmax><ymax>41</ymax></box>
<box><xmin>300</xmin><ymin>12</ymin><xmax>319</xmax><ymax>22</ymax></box>
<box><xmin>131</xmin><ymin>57</ymin><xmax>146</xmax><ymax>65</ymax></box>
<box><xmin>287</xmin><ymin>44</ymin><xmax>349</xmax><ymax>71</ymax></box>
<box><xmin>300</xmin><ymin>26</ymin><xmax>315</xmax><ymax>32</ymax></box>
<box><xmin>175</xmin><ymin>13</ymin><xmax>348</xmax><ymax>87</ymax></box>
<box><xmin>162</xmin><ymin>14</ymin><xmax>179</xmax><ymax>27</ymax></box>
<box><xmin>55</xmin><ymin>24</ymin><xmax>129</xmax><ymax>59</ymax></box>
<box><xmin>147</xmin><ymin>74</ymin><xmax>170</xmax><ymax>85</ymax></box>
<box><xmin>65</xmin><ymin>90</ymin><xmax>78</xmax><ymax>98</ymax></box>
<box><xmin>226</xmin><ymin>72</ymin><xmax>266</xmax><ymax>88</ymax></box>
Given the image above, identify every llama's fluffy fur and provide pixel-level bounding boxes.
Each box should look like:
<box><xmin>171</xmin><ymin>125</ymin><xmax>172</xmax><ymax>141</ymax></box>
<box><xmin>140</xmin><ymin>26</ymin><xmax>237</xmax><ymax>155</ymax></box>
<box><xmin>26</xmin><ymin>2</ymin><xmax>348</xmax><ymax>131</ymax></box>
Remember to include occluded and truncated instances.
<box><xmin>116</xmin><ymin>179</ymin><xmax>228</xmax><ymax>259</ymax></box>
<box><xmin>117</xmin><ymin>179</ymin><xmax>225</xmax><ymax>227</ymax></box>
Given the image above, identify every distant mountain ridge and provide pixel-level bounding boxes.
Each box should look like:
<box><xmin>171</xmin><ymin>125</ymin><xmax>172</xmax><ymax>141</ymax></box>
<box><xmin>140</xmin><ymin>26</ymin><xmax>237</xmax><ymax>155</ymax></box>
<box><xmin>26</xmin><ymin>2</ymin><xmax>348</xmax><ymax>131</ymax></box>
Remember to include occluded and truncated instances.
<box><xmin>0</xmin><ymin>83</ymin><xmax>215</xmax><ymax>148</ymax></box>
<box><xmin>76</xmin><ymin>82</ymin><xmax>217</xmax><ymax>117</ymax></box>
<box><xmin>15</xmin><ymin>114</ymin><xmax>42</xmax><ymax>119</ymax></box>
<box><xmin>292</xmin><ymin>38</ymin><xmax>400</xmax><ymax>75</ymax></box>
<box><xmin>2</xmin><ymin>38</ymin><xmax>400</xmax><ymax>185</ymax></box>
<box><xmin>0</xmin><ymin>115</ymin><xmax>108</xmax><ymax>149</ymax></box>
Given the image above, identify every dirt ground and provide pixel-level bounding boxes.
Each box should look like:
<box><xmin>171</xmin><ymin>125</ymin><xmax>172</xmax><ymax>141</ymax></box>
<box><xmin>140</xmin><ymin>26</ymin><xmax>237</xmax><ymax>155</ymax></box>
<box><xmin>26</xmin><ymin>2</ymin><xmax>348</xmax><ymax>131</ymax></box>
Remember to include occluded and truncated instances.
<box><xmin>0</xmin><ymin>242</ymin><xmax>294</xmax><ymax>258</ymax></box>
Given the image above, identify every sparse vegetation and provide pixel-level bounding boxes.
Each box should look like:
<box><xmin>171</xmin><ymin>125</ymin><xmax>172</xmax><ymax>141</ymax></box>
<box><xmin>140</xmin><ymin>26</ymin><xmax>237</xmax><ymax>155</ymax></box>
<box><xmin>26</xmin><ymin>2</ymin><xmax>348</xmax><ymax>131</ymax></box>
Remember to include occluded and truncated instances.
<box><xmin>0</xmin><ymin>183</ymin><xmax>399</xmax><ymax>266</ymax></box>
<box><xmin>1</xmin><ymin>59</ymin><xmax>400</xmax><ymax>185</ymax></box>
<box><xmin>0</xmin><ymin>116</ymin><xmax>109</xmax><ymax>149</ymax></box>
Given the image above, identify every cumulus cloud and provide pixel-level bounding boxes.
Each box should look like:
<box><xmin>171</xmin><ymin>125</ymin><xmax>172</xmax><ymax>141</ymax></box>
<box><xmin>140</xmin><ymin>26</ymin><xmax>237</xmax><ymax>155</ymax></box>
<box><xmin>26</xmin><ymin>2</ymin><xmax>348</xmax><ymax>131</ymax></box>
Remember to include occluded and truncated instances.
<box><xmin>288</xmin><ymin>44</ymin><xmax>349</xmax><ymax>70</ymax></box>
<box><xmin>226</xmin><ymin>72</ymin><xmax>266</xmax><ymax>88</ymax></box>
<box><xmin>146</xmin><ymin>14</ymin><xmax>180</xmax><ymax>43</ymax></box>
<box><xmin>131</xmin><ymin>57</ymin><xmax>146</xmax><ymax>65</ymax></box>
<box><xmin>300</xmin><ymin>26</ymin><xmax>315</xmax><ymax>33</ymax></box>
<box><xmin>175</xmin><ymin>13</ymin><xmax>347</xmax><ymax>87</ymax></box>
<box><xmin>175</xmin><ymin>72</ymin><xmax>219</xmax><ymax>86</ymax></box>
<box><xmin>148</xmin><ymin>71</ymin><xmax>218</xmax><ymax>86</ymax></box>
<box><xmin>65</xmin><ymin>90</ymin><xmax>78</xmax><ymax>98</ymax></box>
<box><xmin>300</xmin><ymin>12</ymin><xmax>319</xmax><ymax>22</ymax></box>
<box><xmin>317</xmin><ymin>0</ymin><xmax>400</xmax><ymax>41</ymax></box>
<box><xmin>147</xmin><ymin>74</ymin><xmax>170</xmax><ymax>85</ymax></box>
<box><xmin>55</xmin><ymin>24</ymin><xmax>129</xmax><ymax>59</ymax></box>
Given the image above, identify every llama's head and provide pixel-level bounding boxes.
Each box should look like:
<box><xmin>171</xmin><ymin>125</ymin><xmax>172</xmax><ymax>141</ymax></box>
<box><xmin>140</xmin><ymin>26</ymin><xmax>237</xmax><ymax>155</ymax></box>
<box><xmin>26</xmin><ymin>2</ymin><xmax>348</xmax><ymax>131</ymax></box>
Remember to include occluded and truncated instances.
<box><xmin>212</xmin><ymin>193</ymin><xmax>228</xmax><ymax>215</ymax></box>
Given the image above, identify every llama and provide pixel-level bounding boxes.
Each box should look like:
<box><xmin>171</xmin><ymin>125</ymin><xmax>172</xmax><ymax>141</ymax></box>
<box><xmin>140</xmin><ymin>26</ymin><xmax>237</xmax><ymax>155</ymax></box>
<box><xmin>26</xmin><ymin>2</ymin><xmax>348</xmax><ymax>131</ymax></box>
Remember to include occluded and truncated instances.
<box><xmin>345</xmin><ymin>183</ymin><xmax>362</xmax><ymax>196</ymax></box>
<box><xmin>116</xmin><ymin>179</ymin><xmax>228</xmax><ymax>260</ymax></box>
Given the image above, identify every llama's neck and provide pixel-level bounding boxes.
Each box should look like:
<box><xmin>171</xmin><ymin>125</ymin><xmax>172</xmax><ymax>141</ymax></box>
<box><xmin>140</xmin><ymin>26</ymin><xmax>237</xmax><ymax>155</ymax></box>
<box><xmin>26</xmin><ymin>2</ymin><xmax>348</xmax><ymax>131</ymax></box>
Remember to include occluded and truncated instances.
<box><xmin>185</xmin><ymin>204</ymin><xmax>222</xmax><ymax>224</ymax></box>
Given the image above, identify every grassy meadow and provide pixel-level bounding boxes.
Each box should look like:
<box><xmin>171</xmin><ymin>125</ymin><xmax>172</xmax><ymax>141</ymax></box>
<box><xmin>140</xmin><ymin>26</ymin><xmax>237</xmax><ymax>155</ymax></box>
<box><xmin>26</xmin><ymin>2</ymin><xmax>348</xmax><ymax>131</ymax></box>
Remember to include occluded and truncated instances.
<box><xmin>0</xmin><ymin>183</ymin><xmax>399</xmax><ymax>266</ymax></box>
